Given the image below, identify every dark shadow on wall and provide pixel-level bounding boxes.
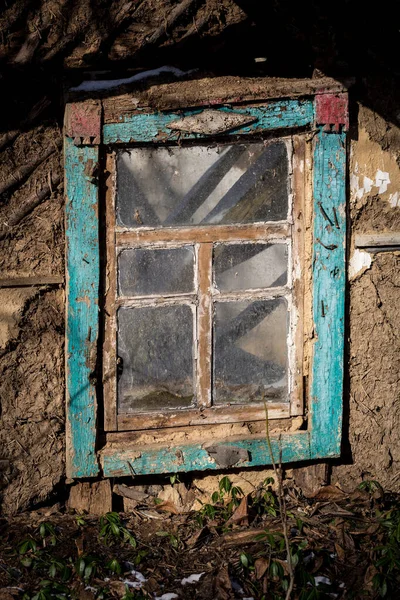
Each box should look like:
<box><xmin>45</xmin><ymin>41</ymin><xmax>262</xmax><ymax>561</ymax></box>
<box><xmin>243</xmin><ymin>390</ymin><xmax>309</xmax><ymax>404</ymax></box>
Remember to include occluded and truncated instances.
<box><xmin>0</xmin><ymin>0</ymin><xmax>399</xmax><ymax>133</ymax></box>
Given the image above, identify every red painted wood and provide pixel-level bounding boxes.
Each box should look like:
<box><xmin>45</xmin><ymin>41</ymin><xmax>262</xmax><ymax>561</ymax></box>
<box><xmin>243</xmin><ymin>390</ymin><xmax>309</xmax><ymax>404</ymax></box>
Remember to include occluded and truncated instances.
<box><xmin>65</xmin><ymin>101</ymin><xmax>102</xmax><ymax>144</ymax></box>
<box><xmin>315</xmin><ymin>93</ymin><xmax>349</xmax><ymax>132</ymax></box>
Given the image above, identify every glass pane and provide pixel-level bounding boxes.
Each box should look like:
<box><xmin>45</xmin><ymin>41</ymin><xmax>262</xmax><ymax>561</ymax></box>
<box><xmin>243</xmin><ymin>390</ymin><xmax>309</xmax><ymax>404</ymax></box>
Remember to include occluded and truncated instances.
<box><xmin>118</xmin><ymin>246</ymin><xmax>195</xmax><ymax>297</ymax></box>
<box><xmin>116</xmin><ymin>141</ymin><xmax>288</xmax><ymax>228</ymax></box>
<box><xmin>117</xmin><ymin>305</ymin><xmax>194</xmax><ymax>412</ymax></box>
<box><xmin>213</xmin><ymin>298</ymin><xmax>288</xmax><ymax>405</ymax></box>
<box><xmin>214</xmin><ymin>243</ymin><xmax>287</xmax><ymax>292</ymax></box>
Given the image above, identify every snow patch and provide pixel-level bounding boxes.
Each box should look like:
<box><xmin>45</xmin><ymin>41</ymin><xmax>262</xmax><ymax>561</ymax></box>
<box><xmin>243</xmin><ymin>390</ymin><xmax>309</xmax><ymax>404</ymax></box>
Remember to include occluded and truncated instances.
<box><xmin>181</xmin><ymin>572</ymin><xmax>205</xmax><ymax>585</ymax></box>
<box><xmin>70</xmin><ymin>66</ymin><xmax>193</xmax><ymax>92</ymax></box>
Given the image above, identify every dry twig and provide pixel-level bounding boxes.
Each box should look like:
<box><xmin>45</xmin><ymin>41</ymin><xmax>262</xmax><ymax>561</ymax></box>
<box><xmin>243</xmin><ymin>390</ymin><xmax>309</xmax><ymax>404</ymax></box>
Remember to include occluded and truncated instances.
<box><xmin>265</xmin><ymin>401</ymin><xmax>294</xmax><ymax>599</ymax></box>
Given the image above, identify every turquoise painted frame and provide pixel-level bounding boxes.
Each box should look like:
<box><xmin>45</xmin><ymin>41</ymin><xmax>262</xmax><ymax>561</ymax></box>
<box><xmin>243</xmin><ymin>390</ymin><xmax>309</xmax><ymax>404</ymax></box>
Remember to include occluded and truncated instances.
<box><xmin>65</xmin><ymin>95</ymin><xmax>347</xmax><ymax>478</ymax></box>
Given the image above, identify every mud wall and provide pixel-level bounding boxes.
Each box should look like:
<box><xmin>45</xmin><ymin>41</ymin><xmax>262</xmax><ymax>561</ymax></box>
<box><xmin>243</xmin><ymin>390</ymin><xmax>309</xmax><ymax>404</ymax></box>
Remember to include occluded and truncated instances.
<box><xmin>0</xmin><ymin>0</ymin><xmax>399</xmax><ymax>513</ymax></box>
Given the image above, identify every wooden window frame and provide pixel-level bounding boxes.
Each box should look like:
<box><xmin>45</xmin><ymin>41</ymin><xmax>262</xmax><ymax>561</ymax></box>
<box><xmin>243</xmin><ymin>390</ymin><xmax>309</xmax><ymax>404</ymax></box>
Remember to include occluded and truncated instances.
<box><xmin>64</xmin><ymin>80</ymin><xmax>348</xmax><ymax>478</ymax></box>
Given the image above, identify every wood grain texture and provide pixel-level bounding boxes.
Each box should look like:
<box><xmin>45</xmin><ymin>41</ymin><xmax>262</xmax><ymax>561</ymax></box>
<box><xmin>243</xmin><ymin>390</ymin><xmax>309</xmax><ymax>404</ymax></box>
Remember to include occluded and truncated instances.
<box><xmin>103</xmin><ymin>101</ymin><xmax>314</xmax><ymax>144</ymax></box>
<box><xmin>116</xmin><ymin>223</ymin><xmax>289</xmax><ymax>245</ymax></box>
<box><xmin>100</xmin><ymin>77</ymin><xmax>353</xmax><ymax>121</ymax></box>
<box><xmin>117</xmin><ymin>403</ymin><xmax>290</xmax><ymax>431</ymax></box>
<box><xmin>310</xmin><ymin>128</ymin><xmax>346</xmax><ymax>458</ymax></box>
<box><xmin>197</xmin><ymin>243</ymin><xmax>213</xmax><ymax>408</ymax></box>
<box><xmin>65</xmin><ymin>136</ymin><xmax>100</xmax><ymax>478</ymax></box>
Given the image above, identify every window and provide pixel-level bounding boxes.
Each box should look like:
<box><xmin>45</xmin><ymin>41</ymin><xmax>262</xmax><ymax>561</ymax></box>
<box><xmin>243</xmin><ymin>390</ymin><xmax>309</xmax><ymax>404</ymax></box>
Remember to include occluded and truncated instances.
<box><xmin>64</xmin><ymin>82</ymin><xmax>348</xmax><ymax>478</ymax></box>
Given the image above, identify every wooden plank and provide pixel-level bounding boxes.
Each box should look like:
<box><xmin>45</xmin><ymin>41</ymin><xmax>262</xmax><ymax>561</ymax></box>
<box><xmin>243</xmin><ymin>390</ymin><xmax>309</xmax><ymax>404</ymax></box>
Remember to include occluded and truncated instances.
<box><xmin>65</xmin><ymin>136</ymin><xmax>99</xmax><ymax>478</ymax></box>
<box><xmin>117</xmin><ymin>403</ymin><xmax>290</xmax><ymax>431</ymax></box>
<box><xmin>103</xmin><ymin>153</ymin><xmax>118</xmax><ymax>431</ymax></box>
<box><xmin>100</xmin><ymin>76</ymin><xmax>354</xmax><ymax>121</ymax></box>
<box><xmin>100</xmin><ymin>431</ymin><xmax>311</xmax><ymax>476</ymax></box>
<box><xmin>0</xmin><ymin>275</ymin><xmax>64</xmax><ymax>288</ymax></box>
<box><xmin>103</xmin><ymin>101</ymin><xmax>314</xmax><ymax>144</ymax></box>
<box><xmin>355</xmin><ymin>232</ymin><xmax>400</xmax><ymax>248</ymax></box>
<box><xmin>290</xmin><ymin>136</ymin><xmax>306</xmax><ymax>416</ymax></box>
<box><xmin>197</xmin><ymin>243</ymin><xmax>213</xmax><ymax>408</ymax></box>
<box><xmin>116</xmin><ymin>222</ymin><xmax>289</xmax><ymax>245</ymax></box>
<box><xmin>310</xmin><ymin>128</ymin><xmax>346</xmax><ymax>458</ymax></box>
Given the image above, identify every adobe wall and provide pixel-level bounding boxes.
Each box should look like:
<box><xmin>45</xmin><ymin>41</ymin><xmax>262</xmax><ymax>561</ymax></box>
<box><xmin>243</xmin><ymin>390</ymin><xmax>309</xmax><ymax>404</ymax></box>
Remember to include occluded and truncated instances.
<box><xmin>0</xmin><ymin>0</ymin><xmax>399</xmax><ymax>514</ymax></box>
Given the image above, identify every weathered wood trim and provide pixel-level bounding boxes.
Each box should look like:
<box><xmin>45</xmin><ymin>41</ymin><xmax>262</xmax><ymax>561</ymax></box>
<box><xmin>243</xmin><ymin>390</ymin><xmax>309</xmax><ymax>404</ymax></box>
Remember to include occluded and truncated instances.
<box><xmin>197</xmin><ymin>243</ymin><xmax>213</xmax><ymax>408</ymax></box>
<box><xmin>103</xmin><ymin>101</ymin><xmax>314</xmax><ymax>144</ymax></box>
<box><xmin>101</xmin><ymin>76</ymin><xmax>353</xmax><ymax>121</ymax></box>
<box><xmin>65</xmin><ymin>136</ymin><xmax>100</xmax><ymax>478</ymax></box>
<box><xmin>0</xmin><ymin>275</ymin><xmax>64</xmax><ymax>288</ymax></box>
<box><xmin>116</xmin><ymin>222</ymin><xmax>290</xmax><ymax>245</ymax></box>
<box><xmin>355</xmin><ymin>232</ymin><xmax>400</xmax><ymax>249</ymax></box>
<box><xmin>309</xmin><ymin>126</ymin><xmax>346</xmax><ymax>458</ymax></box>
<box><xmin>290</xmin><ymin>135</ymin><xmax>306</xmax><ymax>416</ymax></box>
<box><xmin>117</xmin><ymin>403</ymin><xmax>290</xmax><ymax>431</ymax></box>
<box><xmin>100</xmin><ymin>430</ymin><xmax>311</xmax><ymax>476</ymax></box>
<box><xmin>103</xmin><ymin>153</ymin><xmax>118</xmax><ymax>431</ymax></box>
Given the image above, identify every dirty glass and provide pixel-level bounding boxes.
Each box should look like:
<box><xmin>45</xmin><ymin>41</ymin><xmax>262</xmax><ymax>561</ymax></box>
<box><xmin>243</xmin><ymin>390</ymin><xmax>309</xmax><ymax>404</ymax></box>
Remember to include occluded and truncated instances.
<box><xmin>117</xmin><ymin>305</ymin><xmax>194</xmax><ymax>412</ymax></box>
<box><xmin>213</xmin><ymin>298</ymin><xmax>288</xmax><ymax>405</ymax></box>
<box><xmin>116</xmin><ymin>141</ymin><xmax>288</xmax><ymax>228</ymax></box>
<box><xmin>118</xmin><ymin>246</ymin><xmax>195</xmax><ymax>297</ymax></box>
<box><xmin>213</xmin><ymin>243</ymin><xmax>288</xmax><ymax>292</ymax></box>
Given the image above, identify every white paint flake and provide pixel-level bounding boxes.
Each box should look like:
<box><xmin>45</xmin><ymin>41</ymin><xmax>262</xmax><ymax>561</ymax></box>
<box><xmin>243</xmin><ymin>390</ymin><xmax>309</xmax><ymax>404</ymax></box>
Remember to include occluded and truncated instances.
<box><xmin>70</xmin><ymin>66</ymin><xmax>194</xmax><ymax>92</ymax></box>
<box><xmin>155</xmin><ymin>594</ymin><xmax>179</xmax><ymax>600</ymax></box>
<box><xmin>389</xmin><ymin>191</ymin><xmax>400</xmax><ymax>207</ymax></box>
<box><xmin>363</xmin><ymin>176</ymin><xmax>373</xmax><ymax>193</ymax></box>
<box><xmin>375</xmin><ymin>170</ymin><xmax>391</xmax><ymax>194</ymax></box>
<box><xmin>349</xmin><ymin>249</ymin><xmax>372</xmax><ymax>279</ymax></box>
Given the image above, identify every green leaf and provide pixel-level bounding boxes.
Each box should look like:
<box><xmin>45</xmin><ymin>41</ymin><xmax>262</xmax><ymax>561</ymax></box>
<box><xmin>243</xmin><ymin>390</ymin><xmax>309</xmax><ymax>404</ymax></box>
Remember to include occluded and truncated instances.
<box><xmin>240</xmin><ymin>553</ymin><xmax>249</xmax><ymax>568</ymax></box>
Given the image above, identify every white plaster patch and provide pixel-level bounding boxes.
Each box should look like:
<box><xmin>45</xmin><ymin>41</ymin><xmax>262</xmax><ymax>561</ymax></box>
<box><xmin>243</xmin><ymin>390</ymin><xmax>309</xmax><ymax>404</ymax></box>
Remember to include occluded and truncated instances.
<box><xmin>349</xmin><ymin>249</ymin><xmax>372</xmax><ymax>279</ymax></box>
<box><xmin>375</xmin><ymin>170</ymin><xmax>391</xmax><ymax>194</ymax></box>
<box><xmin>389</xmin><ymin>191</ymin><xmax>400</xmax><ymax>208</ymax></box>
<box><xmin>363</xmin><ymin>176</ymin><xmax>373</xmax><ymax>193</ymax></box>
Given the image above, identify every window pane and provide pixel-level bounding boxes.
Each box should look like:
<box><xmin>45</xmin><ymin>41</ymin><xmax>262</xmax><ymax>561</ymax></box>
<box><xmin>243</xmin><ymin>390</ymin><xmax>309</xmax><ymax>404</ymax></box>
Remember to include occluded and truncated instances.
<box><xmin>116</xmin><ymin>141</ymin><xmax>288</xmax><ymax>228</ymax></box>
<box><xmin>213</xmin><ymin>298</ymin><xmax>288</xmax><ymax>405</ymax></box>
<box><xmin>118</xmin><ymin>246</ymin><xmax>195</xmax><ymax>297</ymax></box>
<box><xmin>117</xmin><ymin>305</ymin><xmax>194</xmax><ymax>412</ymax></box>
<box><xmin>214</xmin><ymin>243</ymin><xmax>287</xmax><ymax>292</ymax></box>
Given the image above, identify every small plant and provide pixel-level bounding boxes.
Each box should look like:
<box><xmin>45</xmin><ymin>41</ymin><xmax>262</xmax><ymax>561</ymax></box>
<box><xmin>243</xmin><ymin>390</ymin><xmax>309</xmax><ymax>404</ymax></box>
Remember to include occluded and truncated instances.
<box><xmin>48</xmin><ymin>558</ymin><xmax>72</xmax><ymax>582</ymax></box>
<box><xmin>169</xmin><ymin>473</ymin><xmax>181</xmax><ymax>486</ymax></box>
<box><xmin>19</xmin><ymin>537</ymin><xmax>38</xmax><ymax>568</ymax></box>
<box><xmin>30</xmin><ymin>580</ymin><xmax>70</xmax><ymax>600</ymax></box>
<box><xmin>75</xmin><ymin>555</ymin><xmax>99</xmax><ymax>581</ymax></box>
<box><xmin>156</xmin><ymin>530</ymin><xmax>180</xmax><ymax>549</ymax></box>
<box><xmin>75</xmin><ymin>514</ymin><xmax>86</xmax><ymax>527</ymax></box>
<box><xmin>99</xmin><ymin>512</ymin><xmax>137</xmax><ymax>548</ymax></box>
<box><xmin>38</xmin><ymin>523</ymin><xmax>57</xmax><ymax>547</ymax></box>
<box><xmin>106</xmin><ymin>558</ymin><xmax>122</xmax><ymax>574</ymax></box>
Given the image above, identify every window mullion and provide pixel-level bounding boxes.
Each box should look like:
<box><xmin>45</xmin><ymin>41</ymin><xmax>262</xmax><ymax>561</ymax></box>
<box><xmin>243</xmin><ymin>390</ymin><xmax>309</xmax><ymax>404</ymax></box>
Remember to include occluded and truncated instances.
<box><xmin>196</xmin><ymin>242</ymin><xmax>213</xmax><ymax>408</ymax></box>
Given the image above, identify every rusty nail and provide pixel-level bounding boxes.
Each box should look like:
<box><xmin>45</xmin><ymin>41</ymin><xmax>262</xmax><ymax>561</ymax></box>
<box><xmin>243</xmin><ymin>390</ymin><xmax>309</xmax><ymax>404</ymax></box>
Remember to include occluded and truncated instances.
<box><xmin>318</xmin><ymin>202</ymin><xmax>334</xmax><ymax>226</ymax></box>
<box><xmin>316</xmin><ymin>238</ymin><xmax>337</xmax><ymax>250</ymax></box>
<box><xmin>333</xmin><ymin>207</ymin><xmax>340</xmax><ymax>229</ymax></box>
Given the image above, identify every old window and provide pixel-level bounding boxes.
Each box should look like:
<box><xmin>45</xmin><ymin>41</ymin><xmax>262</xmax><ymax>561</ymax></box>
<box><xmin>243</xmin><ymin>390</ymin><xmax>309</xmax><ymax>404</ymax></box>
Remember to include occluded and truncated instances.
<box><xmin>64</xmin><ymin>80</ymin><xmax>348</xmax><ymax>478</ymax></box>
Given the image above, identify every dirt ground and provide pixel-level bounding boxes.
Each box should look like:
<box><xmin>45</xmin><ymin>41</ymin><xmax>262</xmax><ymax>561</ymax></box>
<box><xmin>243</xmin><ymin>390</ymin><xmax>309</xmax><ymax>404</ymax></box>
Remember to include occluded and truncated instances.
<box><xmin>1</xmin><ymin>478</ymin><xmax>400</xmax><ymax>600</ymax></box>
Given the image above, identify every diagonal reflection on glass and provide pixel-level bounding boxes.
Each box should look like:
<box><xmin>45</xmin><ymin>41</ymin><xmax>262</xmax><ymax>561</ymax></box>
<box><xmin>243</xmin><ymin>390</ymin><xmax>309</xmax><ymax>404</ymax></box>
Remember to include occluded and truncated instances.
<box><xmin>116</xmin><ymin>141</ymin><xmax>288</xmax><ymax>228</ymax></box>
<box><xmin>117</xmin><ymin>305</ymin><xmax>195</xmax><ymax>412</ymax></box>
<box><xmin>214</xmin><ymin>298</ymin><xmax>288</xmax><ymax>405</ymax></box>
<box><xmin>214</xmin><ymin>243</ymin><xmax>288</xmax><ymax>292</ymax></box>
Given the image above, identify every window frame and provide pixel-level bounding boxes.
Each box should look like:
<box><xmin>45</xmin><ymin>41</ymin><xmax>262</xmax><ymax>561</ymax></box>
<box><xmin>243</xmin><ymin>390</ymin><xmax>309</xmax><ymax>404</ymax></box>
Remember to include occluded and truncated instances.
<box><xmin>103</xmin><ymin>134</ymin><xmax>305</xmax><ymax>433</ymax></box>
<box><xmin>64</xmin><ymin>85</ymin><xmax>348</xmax><ymax>478</ymax></box>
